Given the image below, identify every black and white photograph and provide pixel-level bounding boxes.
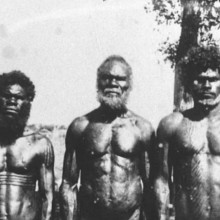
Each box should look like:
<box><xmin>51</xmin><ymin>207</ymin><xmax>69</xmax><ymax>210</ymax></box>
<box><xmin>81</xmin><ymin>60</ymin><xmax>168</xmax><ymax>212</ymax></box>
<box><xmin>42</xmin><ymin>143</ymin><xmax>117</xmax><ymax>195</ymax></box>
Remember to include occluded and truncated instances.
<box><xmin>0</xmin><ymin>0</ymin><xmax>220</xmax><ymax>220</ymax></box>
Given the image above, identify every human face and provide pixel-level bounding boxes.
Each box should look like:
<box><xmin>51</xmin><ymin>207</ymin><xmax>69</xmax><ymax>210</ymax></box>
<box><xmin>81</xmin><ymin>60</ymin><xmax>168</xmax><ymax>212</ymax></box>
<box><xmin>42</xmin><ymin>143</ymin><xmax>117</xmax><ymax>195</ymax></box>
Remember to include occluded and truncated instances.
<box><xmin>192</xmin><ymin>68</ymin><xmax>220</xmax><ymax>108</ymax></box>
<box><xmin>0</xmin><ymin>84</ymin><xmax>28</xmax><ymax>119</ymax></box>
<box><xmin>97</xmin><ymin>61</ymin><xmax>131</xmax><ymax>111</ymax></box>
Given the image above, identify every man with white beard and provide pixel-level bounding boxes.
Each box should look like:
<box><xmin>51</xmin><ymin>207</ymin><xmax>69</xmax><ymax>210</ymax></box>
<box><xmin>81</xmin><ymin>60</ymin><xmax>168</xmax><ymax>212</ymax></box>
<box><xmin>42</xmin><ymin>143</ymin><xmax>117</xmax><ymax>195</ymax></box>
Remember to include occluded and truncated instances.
<box><xmin>60</xmin><ymin>55</ymin><xmax>155</xmax><ymax>220</ymax></box>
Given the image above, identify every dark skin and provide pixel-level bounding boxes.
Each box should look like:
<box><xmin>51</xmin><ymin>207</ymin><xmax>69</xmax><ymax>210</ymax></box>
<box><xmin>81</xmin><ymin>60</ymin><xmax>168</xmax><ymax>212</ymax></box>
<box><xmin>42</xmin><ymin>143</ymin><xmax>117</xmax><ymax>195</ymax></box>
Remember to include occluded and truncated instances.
<box><xmin>153</xmin><ymin>68</ymin><xmax>220</xmax><ymax>220</ymax></box>
<box><xmin>60</xmin><ymin>60</ymin><xmax>154</xmax><ymax>220</ymax></box>
<box><xmin>0</xmin><ymin>84</ymin><xmax>54</xmax><ymax>220</ymax></box>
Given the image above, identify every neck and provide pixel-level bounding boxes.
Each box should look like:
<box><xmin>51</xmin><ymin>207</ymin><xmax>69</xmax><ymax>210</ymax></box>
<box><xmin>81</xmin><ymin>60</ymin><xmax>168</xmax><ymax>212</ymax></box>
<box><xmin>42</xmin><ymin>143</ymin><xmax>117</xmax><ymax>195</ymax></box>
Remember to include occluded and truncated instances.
<box><xmin>100</xmin><ymin>104</ymin><xmax>128</xmax><ymax>118</ymax></box>
<box><xmin>193</xmin><ymin>101</ymin><xmax>220</xmax><ymax>119</ymax></box>
<box><xmin>0</xmin><ymin>117</ymin><xmax>27</xmax><ymax>145</ymax></box>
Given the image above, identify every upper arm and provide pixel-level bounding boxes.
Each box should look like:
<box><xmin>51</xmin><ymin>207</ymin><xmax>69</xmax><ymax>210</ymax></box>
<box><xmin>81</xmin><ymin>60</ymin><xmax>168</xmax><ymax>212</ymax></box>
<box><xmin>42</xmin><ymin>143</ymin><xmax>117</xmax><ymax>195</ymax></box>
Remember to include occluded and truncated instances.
<box><xmin>152</xmin><ymin>113</ymin><xmax>183</xmax><ymax>180</ymax></box>
<box><xmin>62</xmin><ymin>117</ymin><xmax>87</xmax><ymax>185</ymax></box>
<box><xmin>139</xmin><ymin>118</ymin><xmax>155</xmax><ymax>151</ymax></box>
<box><xmin>139</xmin><ymin>119</ymin><xmax>155</xmax><ymax>182</ymax></box>
<box><xmin>38</xmin><ymin>137</ymin><xmax>55</xmax><ymax>195</ymax></box>
<box><xmin>157</xmin><ymin>113</ymin><xmax>182</xmax><ymax>143</ymax></box>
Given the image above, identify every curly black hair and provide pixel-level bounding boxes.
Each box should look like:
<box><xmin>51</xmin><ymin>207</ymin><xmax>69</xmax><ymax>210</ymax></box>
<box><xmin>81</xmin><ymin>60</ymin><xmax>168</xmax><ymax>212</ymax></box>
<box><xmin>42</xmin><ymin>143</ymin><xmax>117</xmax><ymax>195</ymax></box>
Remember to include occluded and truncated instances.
<box><xmin>0</xmin><ymin>70</ymin><xmax>35</xmax><ymax>101</ymax></box>
<box><xmin>178</xmin><ymin>46</ymin><xmax>220</xmax><ymax>91</ymax></box>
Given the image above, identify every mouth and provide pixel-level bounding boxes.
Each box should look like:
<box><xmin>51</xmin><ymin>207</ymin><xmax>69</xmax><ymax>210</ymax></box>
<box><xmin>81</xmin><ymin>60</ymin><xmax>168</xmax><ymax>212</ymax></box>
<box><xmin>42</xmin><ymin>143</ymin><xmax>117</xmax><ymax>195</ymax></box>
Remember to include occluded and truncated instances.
<box><xmin>104</xmin><ymin>89</ymin><xmax>121</xmax><ymax>96</ymax></box>
<box><xmin>199</xmin><ymin>92</ymin><xmax>215</xmax><ymax>99</ymax></box>
<box><xmin>4</xmin><ymin>108</ymin><xmax>18</xmax><ymax>115</ymax></box>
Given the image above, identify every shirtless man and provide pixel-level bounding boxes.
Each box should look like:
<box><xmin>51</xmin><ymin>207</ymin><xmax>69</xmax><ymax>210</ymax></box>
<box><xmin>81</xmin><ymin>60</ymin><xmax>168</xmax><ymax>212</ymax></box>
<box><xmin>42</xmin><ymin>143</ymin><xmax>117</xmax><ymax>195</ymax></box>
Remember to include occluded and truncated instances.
<box><xmin>0</xmin><ymin>71</ymin><xmax>54</xmax><ymax>220</ymax></box>
<box><xmin>59</xmin><ymin>55</ymin><xmax>154</xmax><ymax>220</ymax></box>
<box><xmin>153</xmin><ymin>46</ymin><xmax>220</xmax><ymax>220</ymax></box>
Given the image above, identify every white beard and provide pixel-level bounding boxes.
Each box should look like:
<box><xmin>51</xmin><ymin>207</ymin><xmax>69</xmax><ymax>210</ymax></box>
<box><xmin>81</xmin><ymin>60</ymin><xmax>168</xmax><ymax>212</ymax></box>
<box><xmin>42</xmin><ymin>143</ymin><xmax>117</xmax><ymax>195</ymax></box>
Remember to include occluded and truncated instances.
<box><xmin>97</xmin><ymin>91</ymin><xmax>129</xmax><ymax>112</ymax></box>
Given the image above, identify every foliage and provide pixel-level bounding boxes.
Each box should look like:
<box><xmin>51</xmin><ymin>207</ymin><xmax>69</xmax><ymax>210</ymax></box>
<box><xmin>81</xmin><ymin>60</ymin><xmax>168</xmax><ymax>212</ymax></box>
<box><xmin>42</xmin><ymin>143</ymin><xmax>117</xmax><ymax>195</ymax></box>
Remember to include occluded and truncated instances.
<box><xmin>199</xmin><ymin>2</ymin><xmax>220</xmax><ymax>44</ymax></box>
<box><xmin>145</xmin><ymin>0</ymin><xmax>220</xmax><ymax>66</ymax></box>
<box><xmin>145</xmin><ymin>0</ymin><xmax>182</xmax><ymax>25</ymax></box>
<box><xmin>144</xmin><ymin>0</ymin><xmax>181</xmax><ymax>66</ymax></box>
<box><xmin>159</xmin><ymin>39</ymin><xmax>179</xmax><ymax>68</ymax></box>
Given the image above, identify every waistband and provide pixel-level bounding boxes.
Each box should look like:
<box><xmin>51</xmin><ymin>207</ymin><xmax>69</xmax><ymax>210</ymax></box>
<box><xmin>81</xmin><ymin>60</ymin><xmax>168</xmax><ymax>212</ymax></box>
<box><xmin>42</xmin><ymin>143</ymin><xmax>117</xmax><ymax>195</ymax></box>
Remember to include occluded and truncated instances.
<box><xmin>0</xmin><ymin>172</ymin><xmax>36</xmax><ymax>187</ymax></box>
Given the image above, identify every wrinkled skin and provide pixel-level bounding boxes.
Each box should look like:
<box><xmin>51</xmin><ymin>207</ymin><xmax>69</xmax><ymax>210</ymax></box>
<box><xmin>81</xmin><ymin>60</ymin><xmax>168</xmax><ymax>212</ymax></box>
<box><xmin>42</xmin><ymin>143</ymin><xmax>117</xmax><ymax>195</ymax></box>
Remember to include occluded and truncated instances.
<box><xmin>60</xmin><ymin>60</ymin><xmax>154</xmax><ymax>220</ymax></box>
<box><xmin>153</xmin><ymin>69</ymin><xmax>220</xmax><ymax>220</ymax></box>
<box><xmin>0</xmin><ymin>84</ymin><xmax>54</xmax><ymax>220</ymax></box>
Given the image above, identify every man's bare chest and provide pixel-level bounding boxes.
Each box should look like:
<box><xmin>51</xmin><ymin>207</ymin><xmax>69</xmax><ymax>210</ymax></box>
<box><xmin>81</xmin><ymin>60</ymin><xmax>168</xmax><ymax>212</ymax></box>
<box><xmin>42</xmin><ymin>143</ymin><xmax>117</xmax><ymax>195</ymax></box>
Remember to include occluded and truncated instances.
<box><xmin>0</xmin><ymin>141</ymin><xmax>39</xmax><ymax>173</ymax></box>
<box><xmin>80</xmin><ymin>120</ymin><xmax>143</xmax><ymax>157</ymax></box>
<box><xmin>174</xmin><ymin>118</ymin><xmax>220</xmax><ymax>155</ymax></box>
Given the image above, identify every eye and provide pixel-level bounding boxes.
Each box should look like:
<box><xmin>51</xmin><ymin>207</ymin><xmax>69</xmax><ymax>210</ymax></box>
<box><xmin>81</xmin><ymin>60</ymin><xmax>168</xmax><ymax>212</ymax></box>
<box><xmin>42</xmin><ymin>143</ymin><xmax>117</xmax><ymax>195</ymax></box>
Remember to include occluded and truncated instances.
<box><xmin>16</xmin><ymin>94</ymin><xmax>27</xmax><ymax>101</ymax></box>
<box><xmin>210</xmin><ymin>78</ymin><xmax>219</xmax><ymax>82</ymax></box>
<box><xmin>99</xmin><ymin>75</ymin><xmax>109</xmax><ymax>81</ymax></box>
<box><xmin>196</xmin><ymin>78</ymin><xmax>206</xmax><ymax>84</ymax></box>
<box><xmin>17</xmin><ymin>97</ymin><xmax>25</xmax><ymax>101</ymax></box>
<box><xmin>1</xmin><ymin>93</ymin><xmax>11</xmax><ymax>99</ymax></box>
<box><xmin>116</xmin><ymin>77</ymin><xmax>126</xmax><ymax>81</ymax></box>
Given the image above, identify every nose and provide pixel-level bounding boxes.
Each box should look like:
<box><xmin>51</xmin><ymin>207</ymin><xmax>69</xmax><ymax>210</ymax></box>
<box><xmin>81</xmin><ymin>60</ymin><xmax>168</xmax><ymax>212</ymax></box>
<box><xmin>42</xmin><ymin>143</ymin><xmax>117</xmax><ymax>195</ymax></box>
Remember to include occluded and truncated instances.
<box><xmin>109</xmin><ymin>78</ymin><xmax>118</xmax><ymax>87</ymax></box>
<box><xmin>7</xmin><ymin>97</ymin><xmax>17</xmax><ymax>105</ymax></box>
<box><xmin>203</xmin><ymin>80</ymin><xmax>211</xmax><ymax>89</ymax></box>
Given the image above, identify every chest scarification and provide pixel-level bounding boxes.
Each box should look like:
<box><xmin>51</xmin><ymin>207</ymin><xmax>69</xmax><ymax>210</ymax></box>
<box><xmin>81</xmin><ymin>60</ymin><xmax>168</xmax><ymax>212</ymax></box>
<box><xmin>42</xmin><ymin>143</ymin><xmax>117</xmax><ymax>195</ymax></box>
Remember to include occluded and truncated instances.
<box><xmin>175</xmin><ymin>119</ymin><xmax>208</xmax><ymax>155</ymax></box>
<box><xmin>81</xmin><ymin>119</ymin><xmax>142</xmax><ymax>158</ymax></box>
<box><xmin>207</xmin><ymin>118</ymin><xmax>220</xmax><ymax>155</ymax></box>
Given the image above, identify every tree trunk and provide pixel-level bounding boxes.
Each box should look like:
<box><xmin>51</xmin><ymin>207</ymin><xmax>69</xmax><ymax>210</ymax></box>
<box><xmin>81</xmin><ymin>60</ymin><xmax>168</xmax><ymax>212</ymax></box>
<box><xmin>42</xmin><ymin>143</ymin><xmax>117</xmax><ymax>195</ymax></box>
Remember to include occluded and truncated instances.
<box><xmin>174</xmin><ymin>0</ymin><xmax>200</xmax><ymax>111</ymax></box>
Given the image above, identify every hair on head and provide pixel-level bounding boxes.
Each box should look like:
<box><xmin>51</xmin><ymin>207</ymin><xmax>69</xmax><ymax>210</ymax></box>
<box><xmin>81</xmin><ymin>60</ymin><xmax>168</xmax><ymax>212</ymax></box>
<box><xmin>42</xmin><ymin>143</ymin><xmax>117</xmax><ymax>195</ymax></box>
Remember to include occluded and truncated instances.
<box><xmin>97</xmin><ymin>55</ymin><xmax>132</xmax><ymax>77</ymax></box>
<box><xmin>0</xmin><ymin>70</ymin><xmax>35</xmax><ymax>101</ymax></box>
<box><xmin>178</xmin><ymin>45</ymin><xmax>220</xmax><ymax>91</ymax></box>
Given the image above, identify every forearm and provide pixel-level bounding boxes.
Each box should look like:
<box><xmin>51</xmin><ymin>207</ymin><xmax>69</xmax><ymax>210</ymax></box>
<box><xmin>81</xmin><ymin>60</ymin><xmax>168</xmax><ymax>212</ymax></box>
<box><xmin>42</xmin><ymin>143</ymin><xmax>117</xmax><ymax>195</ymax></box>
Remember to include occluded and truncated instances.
<box><xmin>39</xmin><ymin>169</ymin><xmax>54</xmax><ymax>220</ymax></box>
<box><xmin>60</xmin><ymin>182</ymin><xmax>78</xmax><ymax>220</ymax></box>
<box><xmin>154</xmin><ymin>178</ymin><xmax>170</xmax><ymax>220</ymax></box>
<box><xmin>41</xmin><ymin>192</ymin><xmax>54</xmax><ymax>220</ymax></box>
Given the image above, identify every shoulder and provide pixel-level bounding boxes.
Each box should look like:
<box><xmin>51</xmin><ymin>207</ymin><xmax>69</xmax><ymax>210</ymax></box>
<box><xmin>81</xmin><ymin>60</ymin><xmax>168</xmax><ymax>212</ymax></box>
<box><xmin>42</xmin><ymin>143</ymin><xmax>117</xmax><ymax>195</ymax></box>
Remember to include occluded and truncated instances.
<box><xmin>23</xmin><ymin>131</ymin><xmax>52</xmax><ymax>147</ymax></box>
<box><xmin>157</xmin><ymin>112</ymin><xmax>184</xmax><ymax>140</ymax></box>
<box><xmin>68</xmin><ymin>116</ymin><xmax>89</xmax><ymax>136</ymax></box>
<box><xmin>128</xmin><ymin>110</ymin><xmax>154</xmax><ymax>141</ymax></box>
<box><xmin>24</xmin><ymin>132</ymin><xmax>54</xmax><ymax>165</ymax></box>
<box><xmin>129</xmin><ymin>110</ymin><xmax>154</xmax><ymax>130</ymax></box>
<box><xmin>67</xmin><ymin>109</ymin><xmax>99</xmax><ymax>138</ymax></box>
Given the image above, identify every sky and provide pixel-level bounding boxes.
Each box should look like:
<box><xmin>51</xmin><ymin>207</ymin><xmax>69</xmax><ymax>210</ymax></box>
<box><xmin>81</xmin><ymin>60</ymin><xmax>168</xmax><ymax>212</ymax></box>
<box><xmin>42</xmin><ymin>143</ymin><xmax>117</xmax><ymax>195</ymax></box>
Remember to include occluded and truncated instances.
<box><xmin>0</xmin><ymin>0</ymin><xmax>180</xmax><ymax>128</ymax></box>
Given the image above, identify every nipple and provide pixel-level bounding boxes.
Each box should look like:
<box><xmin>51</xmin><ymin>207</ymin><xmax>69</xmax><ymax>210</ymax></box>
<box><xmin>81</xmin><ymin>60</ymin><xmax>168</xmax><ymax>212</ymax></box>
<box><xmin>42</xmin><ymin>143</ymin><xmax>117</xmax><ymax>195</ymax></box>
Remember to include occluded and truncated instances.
<box><xmin>158</xmin><ymin>143</ymin><xmax>163</xmax><ymax>148</ymax></box>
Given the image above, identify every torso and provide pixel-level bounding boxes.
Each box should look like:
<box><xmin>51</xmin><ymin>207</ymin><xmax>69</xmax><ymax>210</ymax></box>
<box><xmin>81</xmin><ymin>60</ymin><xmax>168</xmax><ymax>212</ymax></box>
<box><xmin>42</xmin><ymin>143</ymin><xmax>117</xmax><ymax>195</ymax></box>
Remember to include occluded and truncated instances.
<box><xmin>0</xmin><ymin>134</ymin><xmax>46</xmax><ymax>220</ymax></box>
<box><xmin>171</xmin><ymin>111</ymin><xmax>220</xmax><ymax>220</ymax></box>
<box><xmin>75</xmin><ymin>109</ymin><xmax>151</xmax><ymax>219</ymax></box>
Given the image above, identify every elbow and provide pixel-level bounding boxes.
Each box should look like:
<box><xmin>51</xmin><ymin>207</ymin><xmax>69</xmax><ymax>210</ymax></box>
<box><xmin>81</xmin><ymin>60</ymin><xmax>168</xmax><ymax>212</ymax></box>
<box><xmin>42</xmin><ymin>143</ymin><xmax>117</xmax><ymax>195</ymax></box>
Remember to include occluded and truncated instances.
<box><xmin>59</xmin><ymin>182</ymin><xmax>67</xmax><ymax>202</ymax></box>
<box><xmin>59</xmin><ymin>180</ymin><xmax>71</xmax><ymax>197</ymax></box>
<box><xmin>59</xmin><ymin>180</ymin><xmax>78</xmax><ymax>203</ymax></box>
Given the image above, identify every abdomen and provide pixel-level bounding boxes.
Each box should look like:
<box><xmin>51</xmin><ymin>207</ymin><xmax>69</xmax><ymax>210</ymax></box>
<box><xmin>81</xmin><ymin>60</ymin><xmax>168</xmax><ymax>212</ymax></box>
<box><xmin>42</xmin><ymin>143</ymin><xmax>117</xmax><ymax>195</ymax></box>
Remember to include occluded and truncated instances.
<box><xmin>175</xmin><ymin>154</ymin><xmax>220</xmax><ymax>220</ymax></box>
<box><xmin>80</xmin><ymin>155</ymin><xmax>143</xmax><ymax>215</ymax></box>
<box><xmin>0</xmin><ymin>173</ymin><xmax>39</xmax><ymax>220</ymax></box>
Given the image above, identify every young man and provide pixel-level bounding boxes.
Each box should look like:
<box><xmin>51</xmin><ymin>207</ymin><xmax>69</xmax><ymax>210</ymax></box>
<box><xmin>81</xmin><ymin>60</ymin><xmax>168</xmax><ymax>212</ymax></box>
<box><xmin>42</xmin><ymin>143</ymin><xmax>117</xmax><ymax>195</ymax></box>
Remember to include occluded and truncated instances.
<box><xmin>0</xmin><ymin>71</ymin><xmax>54</xmax><ymax>220</ymax></box>
<box><xmin>153</xmin><ymin>46</ymin><xmax>220</xmax><ymax>220</ymax></box>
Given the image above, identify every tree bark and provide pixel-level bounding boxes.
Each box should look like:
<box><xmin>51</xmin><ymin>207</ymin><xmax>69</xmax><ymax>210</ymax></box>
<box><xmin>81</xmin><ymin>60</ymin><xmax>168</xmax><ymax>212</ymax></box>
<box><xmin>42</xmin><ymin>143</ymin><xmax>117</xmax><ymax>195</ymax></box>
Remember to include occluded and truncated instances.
<box><xmin>174</xmin><ymin>0</ymin><xmax>201</xmax><ymax>111</ymax></box>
